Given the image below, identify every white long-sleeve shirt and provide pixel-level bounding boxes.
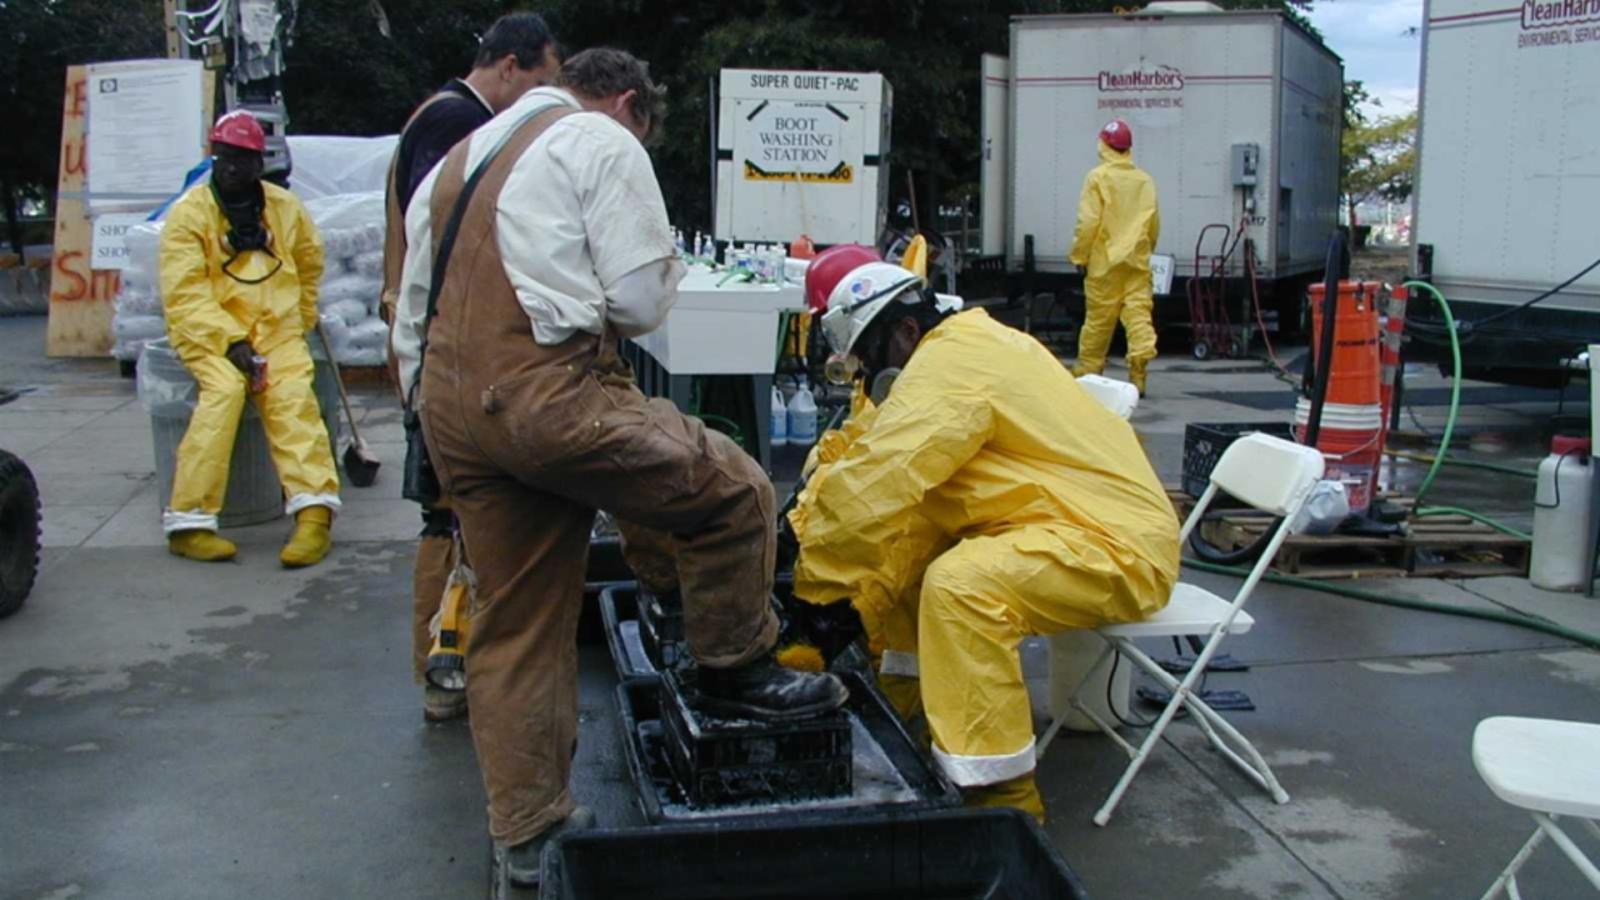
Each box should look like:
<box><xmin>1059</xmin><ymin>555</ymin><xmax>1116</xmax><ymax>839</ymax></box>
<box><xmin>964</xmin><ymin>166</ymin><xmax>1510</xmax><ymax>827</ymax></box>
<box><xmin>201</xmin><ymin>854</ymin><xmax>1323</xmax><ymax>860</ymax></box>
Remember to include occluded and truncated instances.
<box><xmin>393</xmin><ymin>87</ymin><xmax>684</xmax><ymax>393</ymax></box>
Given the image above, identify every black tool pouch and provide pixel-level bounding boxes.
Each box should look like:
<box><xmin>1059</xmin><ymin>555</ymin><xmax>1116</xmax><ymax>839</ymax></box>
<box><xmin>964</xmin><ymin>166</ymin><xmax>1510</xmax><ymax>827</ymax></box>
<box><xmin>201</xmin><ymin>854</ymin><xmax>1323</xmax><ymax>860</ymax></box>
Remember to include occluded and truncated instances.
<box><xmin>401</xmin><ymin>408</ymin><xmax>441</xmax><ymax>506</ymax></box>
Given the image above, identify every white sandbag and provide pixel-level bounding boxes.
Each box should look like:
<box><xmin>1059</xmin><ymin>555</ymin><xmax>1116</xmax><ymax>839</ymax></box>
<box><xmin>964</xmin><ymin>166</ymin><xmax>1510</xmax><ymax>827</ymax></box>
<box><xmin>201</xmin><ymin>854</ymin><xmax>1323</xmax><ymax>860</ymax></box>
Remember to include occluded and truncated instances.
<box><xmin>338</xmin><ymin>345</ymin><xmax>388</xmax><ymax>368</ymax></box>
<box><xmin>353</xmin><ymin>250</ymin><xmax>385</xmax><ymax>280</ymax></box>
<box><xmin>113</xmin><ymin>314</ymin><xmax>167</xmax><ymax>342</ymax></box>
<box><xmin>344</xmin><ymin>317</ymin><xmax>390</xmax><ymax>350</ymax></box>
<box><xmin>325</xmin><ymin>298</ymin><xmax>368</xmax><ymax>326</ymax></box>
<box><xmin>319</xmin><ymin>272</ymin><xmax>377</xmax><ymax>305</ymax></box>
<box><xmin>287</xmin><ymin>136</ymin><xmax>398</xmax><ymax>200</ymax></box>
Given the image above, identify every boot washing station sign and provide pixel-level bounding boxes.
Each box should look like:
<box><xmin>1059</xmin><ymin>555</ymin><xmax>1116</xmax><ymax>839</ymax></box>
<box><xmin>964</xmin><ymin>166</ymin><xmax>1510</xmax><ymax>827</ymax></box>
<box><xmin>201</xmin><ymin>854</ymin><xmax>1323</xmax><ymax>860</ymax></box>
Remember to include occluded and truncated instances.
<box><xmin>716</xmin><ymin>69</ymin><xmax>892</xmax><ymax>245</ymax></box>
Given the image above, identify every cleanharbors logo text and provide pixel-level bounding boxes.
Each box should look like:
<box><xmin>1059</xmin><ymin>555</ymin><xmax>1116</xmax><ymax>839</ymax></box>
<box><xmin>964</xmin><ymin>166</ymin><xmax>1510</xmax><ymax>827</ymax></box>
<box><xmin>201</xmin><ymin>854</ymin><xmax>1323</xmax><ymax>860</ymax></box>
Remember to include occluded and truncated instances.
<box><xmin>1522</xmin><ymin>0</ymin><xmax>1600</xmax><ymax>29</ymax></box>
<box><xmin>1098</xmin><ymin>66</ymin><xmax>1185</xmax><ymax>92</ymax></box>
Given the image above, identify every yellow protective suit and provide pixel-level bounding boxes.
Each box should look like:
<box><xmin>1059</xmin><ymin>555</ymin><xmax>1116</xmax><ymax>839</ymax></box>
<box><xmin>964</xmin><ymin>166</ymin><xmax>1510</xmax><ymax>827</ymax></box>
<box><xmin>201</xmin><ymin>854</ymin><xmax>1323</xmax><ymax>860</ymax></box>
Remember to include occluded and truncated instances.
<box><xmin>792</xmin><ymin>308</ymin><xmax>1179</xmax><ymax>816</ymax></box>
<box><xmin>159</xmin><ymin>182</ymin><xmax>340</xmax><ymax>534</ymax></box>
<box><xmin>1069</xmin><ymin>143</ymin><xmax>1161</xmax><ymax>387</ymax></box>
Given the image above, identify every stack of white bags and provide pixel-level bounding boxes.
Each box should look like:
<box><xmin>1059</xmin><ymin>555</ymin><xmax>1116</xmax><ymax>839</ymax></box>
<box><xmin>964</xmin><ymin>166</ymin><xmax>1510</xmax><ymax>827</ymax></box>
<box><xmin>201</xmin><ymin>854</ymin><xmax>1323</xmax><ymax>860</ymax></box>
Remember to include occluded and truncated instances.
<box><xmin>111</xmin><ymin>135</ymin><xmax>400</xmax><ymax>368</ymax></box>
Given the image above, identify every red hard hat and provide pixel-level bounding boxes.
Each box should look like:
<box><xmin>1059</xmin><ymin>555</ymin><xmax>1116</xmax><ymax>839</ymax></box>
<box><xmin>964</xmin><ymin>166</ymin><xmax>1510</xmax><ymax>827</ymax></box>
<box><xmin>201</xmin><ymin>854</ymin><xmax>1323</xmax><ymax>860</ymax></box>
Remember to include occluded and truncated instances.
<box><xmin>804</xmin><ymin>244</ymin><xmax>881</xmax><ymax>315</ymax></box>
<box><xmin>210</xmin><ymin>110</ymin><xmax>266</xmax><ymax>153</ymax></box>
<box><xmin>1100</xmin><ymin>118</ymin><xmax>1132</xmax><ymax>152</ymax></box>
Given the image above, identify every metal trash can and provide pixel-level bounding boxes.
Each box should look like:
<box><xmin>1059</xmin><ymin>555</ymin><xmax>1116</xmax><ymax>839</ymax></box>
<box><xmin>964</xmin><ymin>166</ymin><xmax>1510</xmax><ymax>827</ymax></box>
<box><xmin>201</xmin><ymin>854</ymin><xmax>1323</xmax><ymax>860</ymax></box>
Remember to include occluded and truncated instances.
<box><xmin>139</xmin><ymin>337</ymin><xmax>341</xmax><ymax>528</ymax></box>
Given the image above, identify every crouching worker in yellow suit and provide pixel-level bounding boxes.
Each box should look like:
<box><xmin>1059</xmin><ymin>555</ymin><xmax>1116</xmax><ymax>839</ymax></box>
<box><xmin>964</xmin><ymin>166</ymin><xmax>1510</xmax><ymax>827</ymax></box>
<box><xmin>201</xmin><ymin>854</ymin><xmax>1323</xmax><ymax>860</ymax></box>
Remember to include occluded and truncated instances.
<box><xmin>786</xmin><ymin>244</ymin><xmax>1179</xmax><ymax>821</ymax></box>
<box><xmin>159</xmin><ymin>111</ymin><xmax>340</xmax><ymax>567</ymax></box>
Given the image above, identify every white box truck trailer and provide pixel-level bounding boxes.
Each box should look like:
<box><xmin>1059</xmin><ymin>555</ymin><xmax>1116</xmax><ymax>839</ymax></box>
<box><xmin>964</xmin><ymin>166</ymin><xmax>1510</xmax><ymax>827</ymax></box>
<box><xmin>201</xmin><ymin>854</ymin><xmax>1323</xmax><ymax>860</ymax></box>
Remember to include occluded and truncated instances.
<box><xmin>982</xmin><ymin>4</ymin><xmax>1342</xmax><ymax>342</ymax></box>
<box><xmin>1410</xmin><ymin>0</ymin><xmax>1600</xmax><ymax>383</ymax></box>
<box><xmin>714</xmin><ymin>69</ymin><xmax>892</xmax><ymax>247</ymax></box>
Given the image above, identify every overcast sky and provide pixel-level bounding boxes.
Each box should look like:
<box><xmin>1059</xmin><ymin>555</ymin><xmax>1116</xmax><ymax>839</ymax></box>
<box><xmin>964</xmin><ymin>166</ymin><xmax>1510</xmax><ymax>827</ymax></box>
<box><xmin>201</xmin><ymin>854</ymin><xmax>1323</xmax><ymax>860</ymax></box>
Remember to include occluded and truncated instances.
<box><xmin>1307</xmin><ymin>0</ymin><xmax>1424</xmax><ymax>114</ymax></box>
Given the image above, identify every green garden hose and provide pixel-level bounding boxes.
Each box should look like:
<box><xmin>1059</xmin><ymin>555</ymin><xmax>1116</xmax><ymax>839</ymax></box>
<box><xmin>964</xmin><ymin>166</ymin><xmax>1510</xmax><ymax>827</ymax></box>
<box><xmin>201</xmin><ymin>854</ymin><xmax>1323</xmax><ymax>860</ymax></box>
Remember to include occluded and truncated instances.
<box><xmin>1385</xmin><ymin>450</ymin><xmax>1537</xmax><ymax>480</ymax></box>
<box><xmin>1401</xmin><ymin>281</ymin><xmax>1463</xmax><ymax>509</ymax></box>
<box><xmin>1182</xmin><ymin>558</ymin><xmax>1600</xmax><ymax>651</ymax></box>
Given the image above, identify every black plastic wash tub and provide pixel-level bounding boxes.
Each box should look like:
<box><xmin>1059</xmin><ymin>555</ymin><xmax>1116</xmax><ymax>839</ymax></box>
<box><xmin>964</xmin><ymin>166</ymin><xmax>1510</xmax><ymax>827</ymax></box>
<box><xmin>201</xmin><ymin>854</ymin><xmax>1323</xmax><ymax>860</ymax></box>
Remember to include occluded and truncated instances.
<box><xmin>600</xmin><ymin>584</ymin><xmax>659</xmax><ymax>680</ymax></box>
<box><xmin>615</xmin><ymin>671</ymin><xmax>959</xmax><ymax>824</ymax></box>
<box><xmin>537</xmin><ymin>807</ymin><xmax>1090</xmax><ymax>899</ymax></box>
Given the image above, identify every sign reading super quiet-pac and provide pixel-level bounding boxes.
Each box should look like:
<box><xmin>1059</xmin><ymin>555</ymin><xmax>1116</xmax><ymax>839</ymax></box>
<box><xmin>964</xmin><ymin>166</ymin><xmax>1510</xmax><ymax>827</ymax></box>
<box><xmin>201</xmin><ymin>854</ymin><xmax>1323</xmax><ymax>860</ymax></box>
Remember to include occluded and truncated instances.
<box><xmin>716</xmin><ymin>69</ymin><xmax>892</xmax><ymax>246</ymax></box>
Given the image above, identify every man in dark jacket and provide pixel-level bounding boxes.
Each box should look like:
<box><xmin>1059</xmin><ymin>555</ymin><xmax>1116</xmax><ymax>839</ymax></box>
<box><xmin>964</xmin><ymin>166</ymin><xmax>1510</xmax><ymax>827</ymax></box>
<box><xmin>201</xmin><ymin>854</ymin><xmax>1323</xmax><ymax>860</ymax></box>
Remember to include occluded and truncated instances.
<box><xmin>381</xmin><ymin>12</ymin><xmax>560</xmax><ymax>723</ymax></box>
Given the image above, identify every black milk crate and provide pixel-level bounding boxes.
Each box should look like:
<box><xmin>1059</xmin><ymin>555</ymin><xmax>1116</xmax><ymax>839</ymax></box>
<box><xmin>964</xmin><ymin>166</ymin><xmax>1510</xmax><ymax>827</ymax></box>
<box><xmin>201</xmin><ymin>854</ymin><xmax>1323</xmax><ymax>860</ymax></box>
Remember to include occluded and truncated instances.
<box><xmin>637</xmin><ymin>587</ymin><xmax>685</xmax><ymax>670</ymax></box>
<box><xmin>659</xmin><ymin>669</ymin><xmax>852</xmax><ymax>809</ymax></box>
<box><xmin>1181</xmin><ymin>421</ymin><xmax>1296</xmax><ymax>500</ymax></box>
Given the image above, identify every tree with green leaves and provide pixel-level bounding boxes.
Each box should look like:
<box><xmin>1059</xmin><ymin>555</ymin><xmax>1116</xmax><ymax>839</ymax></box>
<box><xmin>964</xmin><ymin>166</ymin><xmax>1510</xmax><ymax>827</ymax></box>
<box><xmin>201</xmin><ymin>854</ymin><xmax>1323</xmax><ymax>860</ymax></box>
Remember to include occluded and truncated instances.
<box><xmin>0</xmin><ymin>0</ymin><xmax>164</xmax><ymax>252</ymax></box>
<box><xmin>1341</xmin><ymin>102</ymin><xmax>1416</xmax><ymax>230</ymax></box>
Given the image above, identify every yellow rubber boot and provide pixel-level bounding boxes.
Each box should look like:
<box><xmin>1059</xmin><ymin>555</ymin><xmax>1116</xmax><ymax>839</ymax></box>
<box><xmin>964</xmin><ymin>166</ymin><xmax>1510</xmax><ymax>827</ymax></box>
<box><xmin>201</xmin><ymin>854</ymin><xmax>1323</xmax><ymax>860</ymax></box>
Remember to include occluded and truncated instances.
<box><xmin>963</xmin><ymin>773</ymin><xmax>1046</xmax><ymax>823</ymax></box>
<box><xmin>1129</xmin><ymin>360</ymin><xmax>1148</xmax><ymax>397</ymax></box>
<box><xmin>168</xmin><ymin>530</ymin><xmax>238</xmax><ymax>562</ymax></box>
<box><xmin>280</xmin><ymin>506</ymin><xmax>333</xmax><ymax>569</ymax></box>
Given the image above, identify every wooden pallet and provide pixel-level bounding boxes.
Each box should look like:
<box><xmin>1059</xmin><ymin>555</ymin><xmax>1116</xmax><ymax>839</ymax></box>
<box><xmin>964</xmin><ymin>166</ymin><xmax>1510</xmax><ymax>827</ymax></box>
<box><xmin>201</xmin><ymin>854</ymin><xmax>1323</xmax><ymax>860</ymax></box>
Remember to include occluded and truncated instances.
<box><xmin>1168</xmin><ymin>488</ymin><xmax>1530</xmax><ymax>580</ymax></box>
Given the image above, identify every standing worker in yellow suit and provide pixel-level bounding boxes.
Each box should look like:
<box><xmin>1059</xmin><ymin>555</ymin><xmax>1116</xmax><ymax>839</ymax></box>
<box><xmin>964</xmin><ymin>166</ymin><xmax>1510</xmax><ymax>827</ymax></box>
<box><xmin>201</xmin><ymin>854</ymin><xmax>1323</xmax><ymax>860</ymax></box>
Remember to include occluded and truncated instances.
<box><xmin>787</xmin><ymin>245</ymin><xmax>1179</xmax><ymax>820</ymax></box>
<box><xmin>1070</xmin><ymin>118</ymin><xmax>1161</xmax><ymax>395</ymax></box>
<box><xmin>160</xmin><ymin>111</ymin><xmax>340</xmax><ymax>567</ymax></box>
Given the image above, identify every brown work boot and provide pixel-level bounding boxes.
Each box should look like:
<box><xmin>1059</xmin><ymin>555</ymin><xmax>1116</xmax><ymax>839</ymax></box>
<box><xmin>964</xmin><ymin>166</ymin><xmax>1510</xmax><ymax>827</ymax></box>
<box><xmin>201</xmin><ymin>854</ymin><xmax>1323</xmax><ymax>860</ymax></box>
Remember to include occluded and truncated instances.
<box><xmin>495</xmin><ymin>806</ymin><xmax>596</xmax><ymax>889</ymax></box>
<box><xmin>693</xmin><ymin>655</ymin><xmax>849</xmax><ymax>722</ymax></box>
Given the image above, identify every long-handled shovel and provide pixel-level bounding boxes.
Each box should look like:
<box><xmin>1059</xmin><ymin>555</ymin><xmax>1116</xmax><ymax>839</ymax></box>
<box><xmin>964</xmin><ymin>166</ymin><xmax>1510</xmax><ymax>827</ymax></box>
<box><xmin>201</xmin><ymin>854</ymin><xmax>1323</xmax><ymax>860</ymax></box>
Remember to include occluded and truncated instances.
<box><xmin>315</xmin><ymin>321</ymin><xmax>381</xmax><ymax>487</ymax></box>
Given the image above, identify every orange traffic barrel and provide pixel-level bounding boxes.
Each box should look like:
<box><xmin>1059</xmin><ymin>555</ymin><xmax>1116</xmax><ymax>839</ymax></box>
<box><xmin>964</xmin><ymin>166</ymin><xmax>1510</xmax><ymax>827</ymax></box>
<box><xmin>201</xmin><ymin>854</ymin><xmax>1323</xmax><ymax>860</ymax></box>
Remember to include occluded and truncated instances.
<box><xmin>1307</xmin><ymin>281</ymin><xmax>1382</xmax><ymax>409</ymax></box>
<box><xmin>1301</xmin><ymin>280</ymin><xmax>1384</xmax><ymax>512</ymax></box>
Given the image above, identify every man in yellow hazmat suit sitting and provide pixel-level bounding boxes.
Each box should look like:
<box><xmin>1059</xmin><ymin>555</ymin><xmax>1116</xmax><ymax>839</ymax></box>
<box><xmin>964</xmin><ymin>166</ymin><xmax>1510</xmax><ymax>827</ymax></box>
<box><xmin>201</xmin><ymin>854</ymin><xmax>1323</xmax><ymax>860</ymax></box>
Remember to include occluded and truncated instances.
<box><xmin>786</xmin><ymin>242</ymin><xmax>1179</xmax><ymax>820</ymax></box>
<box><xmin>159</xmin><ymin>111</ymin><xmax>340</xmax><ymax>567</ymax></box>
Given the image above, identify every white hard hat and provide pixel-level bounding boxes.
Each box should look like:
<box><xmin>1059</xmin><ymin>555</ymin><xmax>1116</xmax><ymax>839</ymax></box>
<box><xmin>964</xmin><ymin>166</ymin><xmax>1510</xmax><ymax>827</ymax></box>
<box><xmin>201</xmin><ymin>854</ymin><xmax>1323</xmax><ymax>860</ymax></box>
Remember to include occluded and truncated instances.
<box><xmin>818</xmin><ymin>262</ymin><xmax>925</xmax><ymax>355</ymax></box>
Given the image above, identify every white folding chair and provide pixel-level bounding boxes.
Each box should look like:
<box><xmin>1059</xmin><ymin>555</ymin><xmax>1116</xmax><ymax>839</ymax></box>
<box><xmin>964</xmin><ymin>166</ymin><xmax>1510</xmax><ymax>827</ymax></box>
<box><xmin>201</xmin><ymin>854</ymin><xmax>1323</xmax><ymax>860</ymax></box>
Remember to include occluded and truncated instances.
<box><xmin>1040</xmin><ymin>431</ymin><xmax>1325</xmax><ymax>826</ymax></box>
<box><xmin>1473</xmin><ymin>716</ymin><xmax>1600</xmax><ymax>899</ymax></box>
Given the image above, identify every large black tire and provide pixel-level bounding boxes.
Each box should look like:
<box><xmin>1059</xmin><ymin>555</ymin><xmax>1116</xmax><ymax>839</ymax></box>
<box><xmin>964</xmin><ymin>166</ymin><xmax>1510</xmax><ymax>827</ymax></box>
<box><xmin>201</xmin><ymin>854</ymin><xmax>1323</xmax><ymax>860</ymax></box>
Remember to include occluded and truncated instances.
<box><xmin>0</xmin><ymin>449</ymin><xmax>42</xmax><ymax>619</ymax></box>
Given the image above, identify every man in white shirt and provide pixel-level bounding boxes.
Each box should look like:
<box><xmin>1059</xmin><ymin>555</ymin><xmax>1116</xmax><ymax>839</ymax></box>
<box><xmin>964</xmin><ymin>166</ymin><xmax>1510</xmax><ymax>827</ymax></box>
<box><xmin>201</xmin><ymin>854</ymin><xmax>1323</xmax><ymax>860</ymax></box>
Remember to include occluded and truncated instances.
<box><xmin>393</xmin><ymin>49</ymin><xmax>847</xmax><ymax>889</ymax></box>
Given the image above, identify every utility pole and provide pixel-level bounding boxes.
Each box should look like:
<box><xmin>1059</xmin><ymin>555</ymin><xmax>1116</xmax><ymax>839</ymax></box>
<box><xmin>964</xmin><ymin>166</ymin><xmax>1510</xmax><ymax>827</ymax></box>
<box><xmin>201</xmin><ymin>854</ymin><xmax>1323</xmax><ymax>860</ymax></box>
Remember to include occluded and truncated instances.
<box><xmin>164</xmin><ymin>0</ymin><xmax>183</xmax><ymax>59</ymax></box>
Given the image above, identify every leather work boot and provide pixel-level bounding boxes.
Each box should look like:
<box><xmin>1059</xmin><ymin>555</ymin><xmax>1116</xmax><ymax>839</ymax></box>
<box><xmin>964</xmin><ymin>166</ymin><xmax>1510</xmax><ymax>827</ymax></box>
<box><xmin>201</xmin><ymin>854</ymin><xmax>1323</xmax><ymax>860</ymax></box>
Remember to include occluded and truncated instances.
<box><xmin>495</xmin><ymin>806</ymin><xmax>596</xmax><ymax>889</ymax></box>
<box><xmin>168</xmin><ymin>529</ymin><xmax>238</xmax><ymax>562</ymax></box>
<box><xmin>280</xmin><ymin>506</ymin><xmax>333</xmax><ymax>568</ymax></box>
<box><xmin>693</xmin><ymin>655</ymin><xmax>849</xmax><ymax>722</ymax></box>
<box><xmin>422</xmin><ymin>685</ymin><xmax>468</xmax><ymax>723</ymax></box>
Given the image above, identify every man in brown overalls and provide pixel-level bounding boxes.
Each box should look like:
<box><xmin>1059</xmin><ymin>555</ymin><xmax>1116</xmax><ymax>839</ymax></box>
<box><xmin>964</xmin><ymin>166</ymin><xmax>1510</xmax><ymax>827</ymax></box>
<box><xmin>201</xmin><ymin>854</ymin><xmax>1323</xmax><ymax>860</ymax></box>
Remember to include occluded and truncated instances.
<box><xmin>392</xmin><ymin>49</ymin><xmax>848</xmax><ymax>887</ymax></box>
<box><xmin>378</xmin><ymin>13</ymin><xmax>560</xmax><ymax>722</ymax></box>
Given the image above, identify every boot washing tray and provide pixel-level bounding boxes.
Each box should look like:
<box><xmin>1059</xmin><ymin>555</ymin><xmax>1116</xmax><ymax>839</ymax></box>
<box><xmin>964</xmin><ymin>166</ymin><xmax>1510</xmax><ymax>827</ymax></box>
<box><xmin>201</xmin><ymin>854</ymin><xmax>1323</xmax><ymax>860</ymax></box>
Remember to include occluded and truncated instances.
<box><xmin>537</xmin><ymin>807</ymin><xmax>1090</xmax><ymax>900</ymax></box>
<box><xmin>615</xmin><ymin>671</ymin><xmax>960</xmax><ymax>824</ymax></box>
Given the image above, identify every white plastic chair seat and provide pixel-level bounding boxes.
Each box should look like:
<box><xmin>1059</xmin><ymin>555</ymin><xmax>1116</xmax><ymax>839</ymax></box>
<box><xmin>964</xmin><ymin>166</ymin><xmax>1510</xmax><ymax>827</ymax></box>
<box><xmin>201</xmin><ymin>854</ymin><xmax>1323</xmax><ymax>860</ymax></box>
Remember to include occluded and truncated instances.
<box><xmin>1474</xmin><ymin>717</ymin><xmax>1600</xmax><ymax>819</ymax></box>
<box><xmin>1101</xmin><ymin>583</ymin><xmax>1256</xmax><ymax>639</ymax></box>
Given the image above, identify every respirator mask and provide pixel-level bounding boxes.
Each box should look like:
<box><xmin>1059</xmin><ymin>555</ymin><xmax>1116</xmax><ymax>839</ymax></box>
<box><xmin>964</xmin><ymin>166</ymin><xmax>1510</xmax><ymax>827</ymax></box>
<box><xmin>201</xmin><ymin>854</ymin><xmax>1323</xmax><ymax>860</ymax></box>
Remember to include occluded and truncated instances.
<box><xmin>211</xmin><ymin>181</ymin><xmax>281</xmax><ymax>285</ymax></box>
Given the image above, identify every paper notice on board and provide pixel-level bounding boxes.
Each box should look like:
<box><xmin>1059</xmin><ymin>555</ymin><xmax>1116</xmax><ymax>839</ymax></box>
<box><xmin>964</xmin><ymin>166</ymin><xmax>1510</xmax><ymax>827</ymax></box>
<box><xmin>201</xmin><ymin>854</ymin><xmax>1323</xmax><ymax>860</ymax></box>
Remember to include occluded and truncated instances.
<box><xmin>86</xmin><ymin>60</ymin><xmax>204</xmax><ymax>214</ymax></box>
<box><xmin>1150</xmin><ymin>254</ymin><xmax>1175</xmax><ymax>296</ymax></box>
<box><xmin>91</xmin><ymin>213</ymin><xmax>148</xmax><ymax>271</ymax></box>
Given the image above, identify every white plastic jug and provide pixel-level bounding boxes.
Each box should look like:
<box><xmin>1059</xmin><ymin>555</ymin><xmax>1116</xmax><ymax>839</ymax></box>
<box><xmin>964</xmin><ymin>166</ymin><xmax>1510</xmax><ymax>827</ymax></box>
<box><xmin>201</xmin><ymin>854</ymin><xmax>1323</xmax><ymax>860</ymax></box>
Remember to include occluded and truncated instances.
<box><xmin>1531</xmin><ymin>435</ymin><xmax>1597</xmax><ymax>592</ymax></box>
<box><xmin>770</xmin><ymin>386</ymin><xmax>789</xmax><ymax>447</ymax></box>
<box><xmin>787</xmin><ymin>382</ymin><xmax>818</xmax><ymax>446</ymax></box>
<box><xmin>1047</xmin><ymin>630</ymin><xmax>1130</xmax><ymax>732</ymax></box>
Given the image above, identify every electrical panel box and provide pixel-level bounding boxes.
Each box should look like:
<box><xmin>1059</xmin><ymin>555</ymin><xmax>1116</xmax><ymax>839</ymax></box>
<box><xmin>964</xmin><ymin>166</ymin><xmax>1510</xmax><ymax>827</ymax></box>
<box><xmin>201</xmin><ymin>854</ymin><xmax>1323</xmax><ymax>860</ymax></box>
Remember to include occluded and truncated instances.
<box><xmin>714</xmin><ymin>69</ymin><xmax>892</xmax><ymax>247</ymax></box>
<box><xmin>1231</xmin><ymin>143</ymin><xmax>1260</xmax><ymax>187</ymax></box>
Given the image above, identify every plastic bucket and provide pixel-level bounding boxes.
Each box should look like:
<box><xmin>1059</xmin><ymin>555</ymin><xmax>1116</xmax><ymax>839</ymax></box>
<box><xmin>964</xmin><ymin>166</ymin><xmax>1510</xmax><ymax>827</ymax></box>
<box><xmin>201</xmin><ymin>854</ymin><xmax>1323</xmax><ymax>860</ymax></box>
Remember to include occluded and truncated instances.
<box><xmin>1307</xmin><ymin>281</ymin><xmax>1382</xmax><ymax>408</ymax></box>
<box><xmin>1295</xmin><ymin>399</ymin><xmax>1383</xmax><ymax>513</ymax></box>
<box><xmin>143</xmin><ymin>338</ymin><xmax>340</xmax><ymax>528</ymax></box>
